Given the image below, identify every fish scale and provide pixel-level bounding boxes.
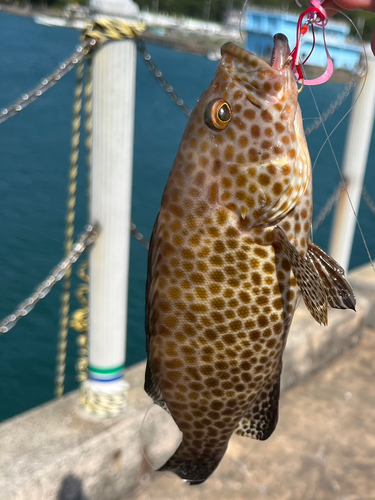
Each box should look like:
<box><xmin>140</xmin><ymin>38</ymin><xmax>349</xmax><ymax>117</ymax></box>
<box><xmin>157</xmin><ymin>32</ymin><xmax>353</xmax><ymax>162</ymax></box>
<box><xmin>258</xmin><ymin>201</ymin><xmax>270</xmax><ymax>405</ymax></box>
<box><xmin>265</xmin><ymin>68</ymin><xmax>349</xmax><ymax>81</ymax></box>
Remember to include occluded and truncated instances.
<box><xmin>145</xmin><ymin>34</ymin><xmax>355</xmax><ymax>484</ymax></box>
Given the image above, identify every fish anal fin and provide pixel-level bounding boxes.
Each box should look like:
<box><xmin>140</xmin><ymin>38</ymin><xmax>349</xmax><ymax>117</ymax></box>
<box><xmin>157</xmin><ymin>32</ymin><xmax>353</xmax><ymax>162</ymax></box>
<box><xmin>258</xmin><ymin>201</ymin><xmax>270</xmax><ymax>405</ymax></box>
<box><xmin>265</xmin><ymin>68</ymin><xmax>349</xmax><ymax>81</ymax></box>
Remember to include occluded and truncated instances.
<box><xmin>235</xmin><ymin>376</ymin><xmax>280</xmax><ymax>441</ymax></box>
<box><xmin>307</xmin><ymin>240</ymin><xmax>356</xmax><ymax>311</ymax></box>
<box><xmin>159</xmin><ymin>442</ymin><xmax>227</xmax><ymax>484</ymax></box>
<box><xmin>274</xmin><ymin>226</ymin><xmax>328</xmax><ymax>326</ymax></box>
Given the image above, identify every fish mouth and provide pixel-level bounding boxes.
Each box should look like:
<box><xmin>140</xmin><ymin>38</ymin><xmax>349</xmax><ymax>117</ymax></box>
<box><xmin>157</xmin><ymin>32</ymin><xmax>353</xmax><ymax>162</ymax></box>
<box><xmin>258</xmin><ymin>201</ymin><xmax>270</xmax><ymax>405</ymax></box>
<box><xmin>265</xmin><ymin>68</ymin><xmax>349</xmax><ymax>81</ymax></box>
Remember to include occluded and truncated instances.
<box><xmin>220</xmin><ymin>36</ymin><xmax>294</xmax><ymax>107</ymax></box>
<box><xmin>270</xmin><ymin>33</ymin><xmax>291</xmax><ymax>70</ymax></box>
<box><xmin>220</xmin><ymin>34</ymin><xmax>291</xmax><ymax>73</ymax></box>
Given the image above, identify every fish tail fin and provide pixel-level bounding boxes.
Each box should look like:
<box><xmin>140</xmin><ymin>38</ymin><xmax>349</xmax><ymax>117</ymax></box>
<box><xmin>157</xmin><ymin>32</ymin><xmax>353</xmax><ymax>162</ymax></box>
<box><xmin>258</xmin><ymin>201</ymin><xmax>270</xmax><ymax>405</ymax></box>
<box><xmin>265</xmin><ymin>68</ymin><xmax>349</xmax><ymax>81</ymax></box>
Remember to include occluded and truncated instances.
<box><xmin>158</xmin><ymin>442</ymin><xmax>227</xmax><ymax>485</ymax></box>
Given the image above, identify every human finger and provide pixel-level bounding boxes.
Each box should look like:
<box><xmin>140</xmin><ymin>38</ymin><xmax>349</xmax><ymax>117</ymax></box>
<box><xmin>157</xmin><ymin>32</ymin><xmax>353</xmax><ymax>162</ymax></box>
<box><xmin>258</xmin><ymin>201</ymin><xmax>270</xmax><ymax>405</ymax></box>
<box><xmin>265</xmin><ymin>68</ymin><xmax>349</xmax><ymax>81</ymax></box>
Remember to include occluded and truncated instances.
<box><xmin>322</xmin><ymin>0</ymin><xmax>375</xmax><ymax>12</ymax></box>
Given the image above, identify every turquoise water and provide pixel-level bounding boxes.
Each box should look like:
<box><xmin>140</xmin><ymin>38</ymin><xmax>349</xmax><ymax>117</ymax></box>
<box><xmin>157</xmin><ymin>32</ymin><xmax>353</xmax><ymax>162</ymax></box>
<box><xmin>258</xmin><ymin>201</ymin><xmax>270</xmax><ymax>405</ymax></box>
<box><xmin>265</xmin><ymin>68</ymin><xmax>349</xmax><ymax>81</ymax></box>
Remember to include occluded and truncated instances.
<box><xmin>0</xmin><ymin>12</ymin><xmax>374</xmax><ymax>422</ymax></box>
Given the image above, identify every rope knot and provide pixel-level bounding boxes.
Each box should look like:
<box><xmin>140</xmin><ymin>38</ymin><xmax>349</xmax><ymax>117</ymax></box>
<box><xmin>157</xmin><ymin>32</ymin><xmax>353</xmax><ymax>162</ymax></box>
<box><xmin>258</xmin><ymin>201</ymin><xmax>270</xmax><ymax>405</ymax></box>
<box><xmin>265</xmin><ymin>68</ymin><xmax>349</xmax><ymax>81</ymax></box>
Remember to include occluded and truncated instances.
<box><xmin>82</xmin><ymin>18</ymin><xmax>147</xmax><ymax>45</ymax></box>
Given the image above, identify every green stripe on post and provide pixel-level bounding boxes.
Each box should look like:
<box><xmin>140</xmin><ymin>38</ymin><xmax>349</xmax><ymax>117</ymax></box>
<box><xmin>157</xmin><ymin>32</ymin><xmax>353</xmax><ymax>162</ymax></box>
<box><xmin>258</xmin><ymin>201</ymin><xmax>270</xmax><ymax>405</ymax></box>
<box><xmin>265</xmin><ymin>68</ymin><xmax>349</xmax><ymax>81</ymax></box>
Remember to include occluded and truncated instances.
<box><xmin>88</xmin><ymin>364</ymin><xmax>125</xmax><ymax>375</ymax></box>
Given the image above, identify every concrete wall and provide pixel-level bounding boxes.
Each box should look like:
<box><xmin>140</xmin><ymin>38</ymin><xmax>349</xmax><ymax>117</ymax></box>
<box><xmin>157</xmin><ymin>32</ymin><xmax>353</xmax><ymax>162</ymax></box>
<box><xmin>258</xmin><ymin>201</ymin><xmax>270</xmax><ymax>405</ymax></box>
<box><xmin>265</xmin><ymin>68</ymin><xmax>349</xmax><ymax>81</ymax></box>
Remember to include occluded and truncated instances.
<box><xmin>0</xmin><ymin>264</ymin><xmax>373</xmax><ymax>500</ymax></box>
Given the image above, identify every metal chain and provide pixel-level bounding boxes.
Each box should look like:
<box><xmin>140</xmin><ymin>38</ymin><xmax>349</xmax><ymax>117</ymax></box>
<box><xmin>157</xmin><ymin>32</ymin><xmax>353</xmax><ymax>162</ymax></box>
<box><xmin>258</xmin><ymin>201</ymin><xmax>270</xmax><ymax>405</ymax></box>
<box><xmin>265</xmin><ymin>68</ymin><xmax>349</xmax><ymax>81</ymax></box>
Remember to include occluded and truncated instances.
<box><xmin>131</xmin><ymin>222</ymin><xmax>150</xmax><ymax>250</ymax></box>
<box><xmin>55</xmin><ymin>60</ymin><xmax>84</xmax><ymax>399</ymax></box>
<box><xmin>362</xmin><ymin>186</ymin><xmax>375</xmax><ymax>216</ymax></box>
<box><xmin>312</xmin><ymin>181</ymin><xmax>346</xmax><ymax>232</ymax></box>
<box><xmin>136</xmin><ymin>38</ymin><xmax>192</xmax><ymax>117</ymax></box>
<box><xmin>0</xmin><ymin>40</ymin><xmax>96</xmax><ymax>125</ymax></box>
<box><xmin>304</xmin><ymin>65</ymin><xmax>364</xmax><ymax>137</ymax></box>
<box><xmin>0</xmin><ymin>226</ymin><xmax>98</xmax><ymax>335</ymax></box>
<box><xmin>0</xmin><ymin>19</ymin><xmax>145</xmax><ymax>125</ymax></box>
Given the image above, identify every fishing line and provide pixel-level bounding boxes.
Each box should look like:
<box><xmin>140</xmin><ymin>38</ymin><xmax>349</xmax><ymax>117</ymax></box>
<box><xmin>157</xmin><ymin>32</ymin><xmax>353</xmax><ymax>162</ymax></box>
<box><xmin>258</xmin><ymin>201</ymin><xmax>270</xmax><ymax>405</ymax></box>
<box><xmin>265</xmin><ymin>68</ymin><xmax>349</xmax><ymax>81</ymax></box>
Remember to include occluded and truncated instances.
<box><xmin>304</xmin><ymin>11</ymin><xmax>374</xmax><ymax>271</ymax></box>
<box><xmin>309</xmin><ymin>87</ymin><xmax>375</xmax><ymax>272</ymax></box>
<box><xmin>310</xmin><ymin>8</ymin><xmax>368</xmax><ymax>172</ymax></box>
<box><xmin>140</xmin><ymin>402</ymin><xmax>183</xmax><ymax>471</ymax></box>
<box><xmin>239</xmin><ymin>0</ymin><xmax>250</xmax><ymax>44</ymax></box>
<box><xmin>140</xmin><ymin>403</ymin><xmax>157</xmax><ymax>469</ymax></box>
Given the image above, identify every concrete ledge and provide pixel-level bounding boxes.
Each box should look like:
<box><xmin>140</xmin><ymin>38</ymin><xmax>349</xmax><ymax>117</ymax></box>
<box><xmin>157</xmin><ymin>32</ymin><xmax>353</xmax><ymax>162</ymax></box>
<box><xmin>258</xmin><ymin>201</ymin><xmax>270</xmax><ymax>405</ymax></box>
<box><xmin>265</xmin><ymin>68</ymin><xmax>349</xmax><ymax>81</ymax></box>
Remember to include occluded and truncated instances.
<box><xmin>0</xmin><ymin>393</ymin><xmax>146</xmax><ymax>500</ymax></box>
<box><xmin>0</xmin><ymin>266</ymin><xmax>372</xmax><ymax>499</ymax></box>
<box><xmin>281</xmin><ymin>295</ymin><xmax>368</xmax><ymax>392</ymax></box>
<box><xmin>347</xmin><ymin>263</ymin><xmax>375</xmax><ymax>329</ymax></box>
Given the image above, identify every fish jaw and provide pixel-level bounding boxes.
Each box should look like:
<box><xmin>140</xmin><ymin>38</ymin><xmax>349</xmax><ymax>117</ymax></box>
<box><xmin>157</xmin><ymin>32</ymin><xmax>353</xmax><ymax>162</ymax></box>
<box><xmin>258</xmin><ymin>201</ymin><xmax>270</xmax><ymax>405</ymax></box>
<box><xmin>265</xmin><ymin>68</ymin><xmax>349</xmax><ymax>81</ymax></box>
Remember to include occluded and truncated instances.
<box><xmin>220</xmin><ymin>35</ymin><xmax>297</xmax><ymax>109</ymax></box>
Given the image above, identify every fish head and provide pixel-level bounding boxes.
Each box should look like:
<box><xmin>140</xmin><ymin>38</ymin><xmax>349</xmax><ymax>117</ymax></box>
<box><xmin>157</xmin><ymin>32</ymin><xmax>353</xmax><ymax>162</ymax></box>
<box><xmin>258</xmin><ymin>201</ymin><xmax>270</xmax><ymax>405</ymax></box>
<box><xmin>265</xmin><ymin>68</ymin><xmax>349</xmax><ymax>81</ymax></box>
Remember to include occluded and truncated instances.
<box><xmin>170</xmin><ymin>34</ymin><xmax>311</xmax><ymax>228</ymax></box>
<box><xmin>219</xmin><ymin>33</ymin><xmax>297</xmax><ymax>110</ymax></box>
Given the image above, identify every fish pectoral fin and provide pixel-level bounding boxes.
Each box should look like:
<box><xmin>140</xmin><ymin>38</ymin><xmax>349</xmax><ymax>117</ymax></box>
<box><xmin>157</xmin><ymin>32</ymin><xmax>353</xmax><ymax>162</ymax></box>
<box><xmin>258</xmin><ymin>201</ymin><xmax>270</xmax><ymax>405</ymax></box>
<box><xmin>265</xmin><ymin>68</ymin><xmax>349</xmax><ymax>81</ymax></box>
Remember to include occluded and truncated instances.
<box><xmin>235</xmin><ymin>375</ymin><xmax>280</xmax><ymax>441</ymax></box>
<box><xmin>144</xmin><ymin>361</ymin><xmax>170</xmax><ymax>414</ymax></box>
<box><xmin>274</xmin><ymin>226</ymin><xmax>328</xmax><ymax>326</ymax></box>
<box><xmin>307</xmin><ymin>240</ymin><xmax>356</xmax><ymax>311</ymax></box>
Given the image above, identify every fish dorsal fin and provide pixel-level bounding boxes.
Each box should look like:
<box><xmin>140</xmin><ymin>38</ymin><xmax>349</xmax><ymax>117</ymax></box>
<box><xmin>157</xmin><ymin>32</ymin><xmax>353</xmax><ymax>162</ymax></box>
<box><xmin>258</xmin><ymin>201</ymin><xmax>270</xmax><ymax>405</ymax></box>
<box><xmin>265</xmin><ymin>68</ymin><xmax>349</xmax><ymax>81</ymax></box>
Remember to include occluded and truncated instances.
<box><xmin>274</xmin><ymin>226</ymin><xmax>328</xmax><ymax>325</ymax></box>
<box><xmin>235</xmin><ymin>376</ymin><xmax>280</xmax><ymax>440</ymax></box>
<box><xmin>307</xmin><ymin>240</ymin><xmax>356</xmax><ymax>311</ymax></box>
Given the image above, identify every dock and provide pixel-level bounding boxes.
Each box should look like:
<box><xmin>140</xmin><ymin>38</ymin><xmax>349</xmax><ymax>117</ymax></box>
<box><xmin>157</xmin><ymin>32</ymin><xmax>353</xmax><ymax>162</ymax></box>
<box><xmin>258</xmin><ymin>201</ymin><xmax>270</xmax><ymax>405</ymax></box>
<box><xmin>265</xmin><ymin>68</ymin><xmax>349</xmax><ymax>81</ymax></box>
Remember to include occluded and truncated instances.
<box><xmin>1</xmin><ymin>1</ymin><xmax>375</xmax><ymax>498</ymax></box>
<box><xmin>1</xmin><ymin>263</ymin><xmax>374</xmax><ymax>499</ymax></box>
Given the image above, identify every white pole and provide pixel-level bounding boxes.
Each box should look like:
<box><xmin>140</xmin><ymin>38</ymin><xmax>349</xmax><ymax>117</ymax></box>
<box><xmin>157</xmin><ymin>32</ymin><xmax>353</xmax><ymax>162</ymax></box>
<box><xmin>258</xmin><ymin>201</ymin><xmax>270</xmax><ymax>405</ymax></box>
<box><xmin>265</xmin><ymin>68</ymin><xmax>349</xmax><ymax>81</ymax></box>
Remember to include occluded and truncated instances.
<box><xmin>81</xmin><ymin>0</ymin><xmax>139</xmax><ymax>416</ymax></box>
<box><xmin>328</xmin><ymin>47</ymin><xmax>375</xmax><ymax>272</ymax></box>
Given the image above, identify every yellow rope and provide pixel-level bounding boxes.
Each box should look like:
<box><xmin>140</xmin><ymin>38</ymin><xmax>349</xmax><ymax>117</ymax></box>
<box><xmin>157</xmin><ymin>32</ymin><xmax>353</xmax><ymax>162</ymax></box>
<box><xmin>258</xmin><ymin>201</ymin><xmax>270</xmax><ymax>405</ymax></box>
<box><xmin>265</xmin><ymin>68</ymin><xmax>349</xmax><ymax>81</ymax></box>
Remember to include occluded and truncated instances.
<box><xmin>71</xmin><ymin>57</ymin><xmax>93</xmax><ymax>386</ymax></box>
<box><xmin>71</xmin><ymin>262</ymin><xmax>89</xmax><ymax>383</ymax></box>
<box><xmin>55</xmin><ymin>60</ymin><xmax>83</xmax><ymax>399</ymax></box>
<box><xmin>83</xmin><ymin>18</ymin><xmax>146</xmax><ymax>44</ymax></box>
<box><xmin>84</xmin><ymin>57</ymin><xmax>93</xmax><ymax>207</ymax></box>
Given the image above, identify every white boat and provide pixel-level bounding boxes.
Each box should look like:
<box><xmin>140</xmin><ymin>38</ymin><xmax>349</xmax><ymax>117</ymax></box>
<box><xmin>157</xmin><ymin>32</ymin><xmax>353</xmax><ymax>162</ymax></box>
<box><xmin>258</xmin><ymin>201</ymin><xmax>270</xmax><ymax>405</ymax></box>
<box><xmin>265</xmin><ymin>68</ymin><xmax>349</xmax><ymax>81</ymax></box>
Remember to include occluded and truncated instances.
<box><xmin>206</xmin><ymin>49</ymin><xmax>221</xmax><ymax>61</ymax></box>
<box><xmin>34</xmin><ymin>14</ymin><xmax>88</xmax><ymax>30</ymax></box>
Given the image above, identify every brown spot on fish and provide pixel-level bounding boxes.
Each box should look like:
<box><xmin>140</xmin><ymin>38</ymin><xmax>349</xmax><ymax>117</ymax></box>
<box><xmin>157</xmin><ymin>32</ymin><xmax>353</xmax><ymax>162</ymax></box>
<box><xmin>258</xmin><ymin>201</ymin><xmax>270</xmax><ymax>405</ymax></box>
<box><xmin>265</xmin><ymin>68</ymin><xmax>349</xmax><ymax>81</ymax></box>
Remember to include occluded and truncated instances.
<box><xmin>248</xmin><ymin>148</ymin><xmax>259</xmax><ymax>162</ymax></box>
<box><xmin>251</xmin><ymin>125</ymin><xmax>260</xmax><ymax>138</ymax></box>
<box><xmin>244</xmin><ymin>109</ymin><xmax>256</xmax><ymax>120</ymax></box>
<box><xmin>261</xmin><ymin>110</ymin><xmax>273</xmax><ymax>122</ymax></box>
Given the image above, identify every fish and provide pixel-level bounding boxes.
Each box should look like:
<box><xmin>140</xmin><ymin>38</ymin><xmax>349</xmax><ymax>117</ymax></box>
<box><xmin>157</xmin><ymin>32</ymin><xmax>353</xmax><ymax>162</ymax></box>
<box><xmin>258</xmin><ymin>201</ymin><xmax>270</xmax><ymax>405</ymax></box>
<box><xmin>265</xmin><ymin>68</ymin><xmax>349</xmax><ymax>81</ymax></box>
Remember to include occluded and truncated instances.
<box><xmin>144</xmin><ymin>33</ymin><xmax>355</xmax><ymax>485</ymax></box>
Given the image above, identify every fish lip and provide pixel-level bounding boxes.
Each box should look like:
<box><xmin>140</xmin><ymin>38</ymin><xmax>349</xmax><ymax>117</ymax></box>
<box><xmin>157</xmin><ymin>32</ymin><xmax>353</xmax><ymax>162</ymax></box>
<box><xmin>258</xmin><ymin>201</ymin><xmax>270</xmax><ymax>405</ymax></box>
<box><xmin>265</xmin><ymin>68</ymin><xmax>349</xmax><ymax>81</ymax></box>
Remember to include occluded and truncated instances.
<box><xmin>270</xmin><ymin>33</ymin><xmax>291</xmax><ymax>70</ymax></box>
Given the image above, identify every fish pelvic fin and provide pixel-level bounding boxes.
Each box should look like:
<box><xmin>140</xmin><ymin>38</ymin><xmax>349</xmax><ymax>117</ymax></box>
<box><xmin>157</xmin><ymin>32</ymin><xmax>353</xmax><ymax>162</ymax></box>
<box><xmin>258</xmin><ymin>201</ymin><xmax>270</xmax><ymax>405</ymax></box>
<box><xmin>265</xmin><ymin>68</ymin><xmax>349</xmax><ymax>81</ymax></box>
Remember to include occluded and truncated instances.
<box><xmin>144</xmin><ymin>361</ymin><xmax>170</xmax><ymax>414</ymax></box>
<box><xmin>274</xmin><ymin>226</ymin><xmax>328</xmax><ymax>326</ymax></box>
<box><xmin>307</xmin><ymin>240</ymin><xmax>356</xmax><ymax>311</ymax></box>
<box><xmin>235</xmin><ymin>374</ymin><xmax>280</xmax><ymax>440</ymax></box>
<box><xmin>158</xmin><ymin>442</ymin><xmax>228</xmax><ymax>485</ymax></box>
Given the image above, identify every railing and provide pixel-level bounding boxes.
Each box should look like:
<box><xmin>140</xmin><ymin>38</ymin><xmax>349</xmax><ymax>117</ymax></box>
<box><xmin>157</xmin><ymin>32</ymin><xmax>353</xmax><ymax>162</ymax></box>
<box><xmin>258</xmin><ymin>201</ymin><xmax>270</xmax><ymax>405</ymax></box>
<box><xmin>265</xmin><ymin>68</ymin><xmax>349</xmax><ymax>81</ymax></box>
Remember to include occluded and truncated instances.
<box><xmin>0</xmin><ymin>0</ymin><xmax>374</xmax><ymax>419</ymax></box>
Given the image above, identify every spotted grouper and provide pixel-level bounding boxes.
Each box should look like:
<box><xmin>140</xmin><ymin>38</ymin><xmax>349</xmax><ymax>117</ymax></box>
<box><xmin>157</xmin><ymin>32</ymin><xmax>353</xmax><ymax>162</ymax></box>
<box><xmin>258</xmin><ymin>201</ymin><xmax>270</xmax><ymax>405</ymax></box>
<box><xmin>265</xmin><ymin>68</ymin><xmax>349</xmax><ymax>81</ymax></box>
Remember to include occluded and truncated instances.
<box><xmin>144</xmin><ymin>33</ymin><xmax>355</xmax><ymax>484</ymax></box>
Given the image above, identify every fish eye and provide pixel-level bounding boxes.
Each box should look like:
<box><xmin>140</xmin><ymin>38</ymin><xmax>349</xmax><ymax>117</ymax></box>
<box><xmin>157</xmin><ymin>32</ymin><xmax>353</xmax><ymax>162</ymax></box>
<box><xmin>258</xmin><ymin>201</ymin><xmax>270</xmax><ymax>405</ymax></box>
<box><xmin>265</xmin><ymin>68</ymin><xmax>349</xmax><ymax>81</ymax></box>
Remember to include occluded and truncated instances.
<box><xmin>204</xmin><ymin>99</ymin><xmax>232</xmax><ymax>131</ymax></box>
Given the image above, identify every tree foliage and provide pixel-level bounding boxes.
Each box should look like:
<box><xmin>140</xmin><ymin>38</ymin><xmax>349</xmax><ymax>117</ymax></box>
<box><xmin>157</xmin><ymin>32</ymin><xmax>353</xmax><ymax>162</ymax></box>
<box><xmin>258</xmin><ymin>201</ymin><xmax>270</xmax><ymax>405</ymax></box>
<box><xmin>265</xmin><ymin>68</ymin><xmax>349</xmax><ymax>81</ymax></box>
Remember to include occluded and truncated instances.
<box><xmin>135</xmin><ymin>0</ymin><xmax>300</xmax><ymax>22</ymax></box>
<box><xmin>136</xmin><ymin>0</ymin><xmax>375</xmax><ymax>40</ymax></box>
<box><xmin>136</xmin><ymin>0</ymin><xmax>226</xmax><ymax>21</ymax></box>
<box><xmin>26</xmin><ymin>0</ymin><xmax>375</xmax><ymax>41</ymax></box>
<box><xmin>135</xmin><ymin>0</ymin><xmax>374</xmax><ymax>40</ymax></box>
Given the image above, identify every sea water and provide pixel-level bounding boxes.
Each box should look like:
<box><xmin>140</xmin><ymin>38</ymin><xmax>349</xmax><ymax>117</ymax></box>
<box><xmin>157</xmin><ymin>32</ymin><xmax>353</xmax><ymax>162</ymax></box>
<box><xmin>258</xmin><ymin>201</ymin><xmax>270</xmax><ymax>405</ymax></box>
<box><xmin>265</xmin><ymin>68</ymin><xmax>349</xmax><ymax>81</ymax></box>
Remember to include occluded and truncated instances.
<box><xmin>0</xmin><ymin>12</ymin><xmax>374</xmax><ymax>421</ymax></box>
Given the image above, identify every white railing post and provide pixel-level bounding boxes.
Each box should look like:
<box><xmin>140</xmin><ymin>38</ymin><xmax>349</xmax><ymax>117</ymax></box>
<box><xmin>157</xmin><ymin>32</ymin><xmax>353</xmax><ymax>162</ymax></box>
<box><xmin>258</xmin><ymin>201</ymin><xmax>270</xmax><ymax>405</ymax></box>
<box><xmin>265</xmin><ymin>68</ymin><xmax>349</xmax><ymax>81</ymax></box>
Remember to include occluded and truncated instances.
<box><xmin>329</xmin><ymin>47</ymin><xmax>375</xmax><ymax>272</ymax></box>
<box><xmin>81</xmin><ymin>0</ymin><xmax>139</xmax><ymax>416</ymax></box>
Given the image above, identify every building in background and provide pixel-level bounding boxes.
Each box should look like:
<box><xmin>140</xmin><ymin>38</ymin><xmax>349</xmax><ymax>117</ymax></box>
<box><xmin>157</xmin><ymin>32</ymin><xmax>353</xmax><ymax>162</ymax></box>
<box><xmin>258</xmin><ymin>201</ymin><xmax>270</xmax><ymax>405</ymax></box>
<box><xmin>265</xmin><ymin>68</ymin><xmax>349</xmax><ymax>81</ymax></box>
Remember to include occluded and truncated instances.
<box><xmin>226</xmin><ymin>7</ymin><xmax>363</xmax><ymax>70</ymax></box>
